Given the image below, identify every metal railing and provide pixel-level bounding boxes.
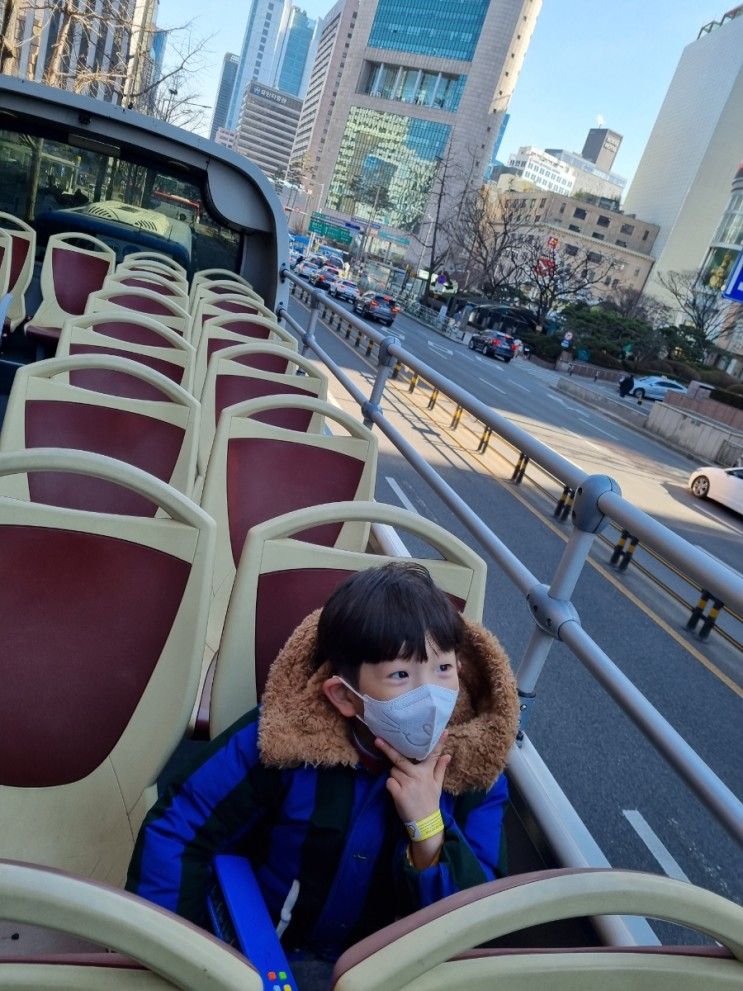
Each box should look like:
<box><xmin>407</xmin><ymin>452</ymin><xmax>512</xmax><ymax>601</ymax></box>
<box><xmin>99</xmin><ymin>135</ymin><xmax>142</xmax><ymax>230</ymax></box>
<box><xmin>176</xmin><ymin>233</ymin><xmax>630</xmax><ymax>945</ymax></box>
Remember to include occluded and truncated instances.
<box><xmin>279</xmin><ymin>270</ymin><xmax>743</xmax><ymax>852</ymax></box>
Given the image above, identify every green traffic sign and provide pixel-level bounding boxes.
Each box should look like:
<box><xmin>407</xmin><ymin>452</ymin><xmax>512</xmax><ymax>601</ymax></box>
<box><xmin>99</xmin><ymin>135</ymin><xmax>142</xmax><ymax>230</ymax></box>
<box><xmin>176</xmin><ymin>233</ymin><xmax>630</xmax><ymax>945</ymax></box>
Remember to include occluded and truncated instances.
<box><xmin>308</xmin><ymin>216</ymin><xmax>352</xmax><ymax>244</ymax></box>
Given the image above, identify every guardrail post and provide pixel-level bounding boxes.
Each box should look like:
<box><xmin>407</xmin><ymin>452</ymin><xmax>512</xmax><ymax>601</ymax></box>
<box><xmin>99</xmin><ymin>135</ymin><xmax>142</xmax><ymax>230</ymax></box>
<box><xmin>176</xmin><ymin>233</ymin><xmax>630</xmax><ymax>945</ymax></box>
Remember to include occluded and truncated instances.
<box><xmin>362</xmin><ymin>336</ymin><xmax>400</xmax><ymax>429</ymax></box>
<box><xmin>477</xmin><ymin>426</ymin><xmax>492</xmax><ymax>453</ymax></box>
<box><xmin>618</xmin><ymin>535</ymin><xmax>639</xmax><ymax>571</ymax></box>
<box><xmin>515</xmin><ymin>475</ymin><xmax>621</xmax><ymax>738</ymax></box>
<box><xmin>354</xmin><ymin>328</ymin><xmax>362</xmax><ymax>348</ymax></box>
<box><xmin>408</xmin><ymin>372</ymin><xmax>419</xmax><ymax>393</ymax></box>
<box><xmin>553</xmin><ymin>483</ymin><xmax>572</xmax><ymax>514</ymax></box>
<box><xmin>610</xmin><ymin>529</ymin><xmax>629</xmax><ymax>565</ymax></box>
<box><xmin>450</xmin><ymin>404</ymin><xmax>463</xmax><ymax>429</ymax></box>
<box><xmin>427</xmin><ymin>388</ymin><xmax>439</xmax><ymax>410</ymax></box>
<box><xmin>512</xmin><ymin>453</ymin><xmax>529</xmax><ymax>484</ymax></box>
<box><xmin>365</xmin><ymin>338</ymin><xmax>374</xmax><ymax>357</ymax></box>
<box><xmin>297</xmin><ymin>288</ymin><xmax>321</xmax><ymax>357</ymax></box>
<box><xmin>686</xmin><ymin>590</ymin><xmax>710</xmax><ymax>631</ymax></box>
<box><xmin>699</xmin><ymin>597</ymin><xmax>724</xmax><ymax>641</ymax></box>
<box><xmin>391</xmin><ymin>360</ymin><xmax>403</xmax><ymax>380</ymax></box>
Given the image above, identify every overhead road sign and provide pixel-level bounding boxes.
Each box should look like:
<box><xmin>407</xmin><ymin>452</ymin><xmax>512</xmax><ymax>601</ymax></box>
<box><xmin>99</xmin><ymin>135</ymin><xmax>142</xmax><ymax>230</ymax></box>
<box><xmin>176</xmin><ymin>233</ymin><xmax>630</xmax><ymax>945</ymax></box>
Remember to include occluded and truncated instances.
<box><xmin>308</xmin><ymin>215</ymin><xmax>353</xmax><ymax>244</ymax></box>
<box><xmin>722</xmin><ymin>249</ymin><xmax>743</xmax><ymax>302</ymax></box>
<box><xmin>379</xmin><ymin>231</ymin><xmax>411</xmax><ymax>246</ymax></box>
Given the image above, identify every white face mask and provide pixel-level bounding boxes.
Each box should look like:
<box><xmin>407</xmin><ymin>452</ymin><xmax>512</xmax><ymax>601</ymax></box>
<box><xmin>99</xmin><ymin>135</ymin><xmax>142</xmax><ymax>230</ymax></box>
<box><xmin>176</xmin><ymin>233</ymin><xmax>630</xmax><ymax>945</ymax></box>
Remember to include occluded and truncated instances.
<box><xmin>341</xmin><ymin>678</ymin><xmax>458</xmax><ymax>761</ymax></box>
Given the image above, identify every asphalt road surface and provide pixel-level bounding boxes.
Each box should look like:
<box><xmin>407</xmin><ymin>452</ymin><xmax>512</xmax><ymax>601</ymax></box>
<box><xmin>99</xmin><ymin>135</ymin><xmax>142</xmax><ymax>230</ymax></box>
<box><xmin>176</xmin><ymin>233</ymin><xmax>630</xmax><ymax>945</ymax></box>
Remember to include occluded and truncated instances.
<box><xmin>288</xmin><ymin>290</ymin><xmax>743</xmax><ymax>933</ymax></box>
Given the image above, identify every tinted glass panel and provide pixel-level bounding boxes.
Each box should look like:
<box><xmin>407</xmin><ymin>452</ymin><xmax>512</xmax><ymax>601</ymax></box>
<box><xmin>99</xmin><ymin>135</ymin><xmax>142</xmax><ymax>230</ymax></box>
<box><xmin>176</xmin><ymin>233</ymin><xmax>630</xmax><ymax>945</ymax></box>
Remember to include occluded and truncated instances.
<box><xmin>368</xmin><ymin>0</ymin><xmax>489</xmax><ymax>61</ymax></box>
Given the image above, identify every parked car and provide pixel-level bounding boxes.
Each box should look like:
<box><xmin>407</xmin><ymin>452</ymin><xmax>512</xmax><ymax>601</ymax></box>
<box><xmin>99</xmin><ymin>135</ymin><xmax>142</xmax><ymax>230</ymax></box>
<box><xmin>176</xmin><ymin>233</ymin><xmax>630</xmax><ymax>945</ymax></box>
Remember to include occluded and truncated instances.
<box><xmin>310</xmin><ymin>265</ymin><xmax>341</xmax><ymax>289</ymax></box>
<box><xmin>629</xmin><ymin>376</ymin><xmax>688</xmax><ymax>401</ymax></box>
<box><xmin>354</xmin><ymin>292</ymin><xmax>399</xmax><ymax>326</ymax></box>
<box><xmin>468</xmin><ymin>330</ymin><xmax>517</xmax><ymax>363</ymax></box>
<box><xmin>688</xmin><ymin>465</ymin><xmax>743</xmax><ymax>514</ymax></box>
<box><xmin>329</xmin><ymin>278</ymin><xmax>359</xmax><ymax>302</ymax></box>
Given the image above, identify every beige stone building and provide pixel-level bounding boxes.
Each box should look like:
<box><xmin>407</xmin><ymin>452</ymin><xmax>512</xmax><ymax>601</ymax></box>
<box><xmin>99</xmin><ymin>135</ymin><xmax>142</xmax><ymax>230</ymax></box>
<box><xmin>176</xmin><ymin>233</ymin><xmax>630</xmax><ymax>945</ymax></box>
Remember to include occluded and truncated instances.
<box><xmin>292</xmin><ymin>0</ymin><xmax>542</xmax><ymax>261</ymax></box>
<box><xmin>496</xmin><ymin>187</ymin><xmax>660</xmax><ymax>300</ymax></box>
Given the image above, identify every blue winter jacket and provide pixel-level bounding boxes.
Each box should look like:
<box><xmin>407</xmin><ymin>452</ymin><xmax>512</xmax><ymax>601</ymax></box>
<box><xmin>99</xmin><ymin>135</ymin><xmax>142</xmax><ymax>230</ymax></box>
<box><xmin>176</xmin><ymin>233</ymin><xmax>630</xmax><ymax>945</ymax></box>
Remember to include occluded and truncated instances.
<box><xmin>127</xmin><ymin>612</ymin><xmax>518</xmax><ymax>960</ymax></box>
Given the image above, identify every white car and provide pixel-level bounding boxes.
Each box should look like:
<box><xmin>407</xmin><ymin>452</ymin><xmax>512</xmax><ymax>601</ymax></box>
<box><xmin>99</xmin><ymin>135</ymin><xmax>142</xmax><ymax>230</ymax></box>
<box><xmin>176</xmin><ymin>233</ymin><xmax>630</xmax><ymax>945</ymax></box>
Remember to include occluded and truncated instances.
<box><xmin>688</xmin><ymin>466</ymin><xmax>743</xmax><ymax>514</ymax></box>
<box><xmin>630</xmin><ymin>376</ymin><xmax>688</xmax><ymax>401</ymax></box>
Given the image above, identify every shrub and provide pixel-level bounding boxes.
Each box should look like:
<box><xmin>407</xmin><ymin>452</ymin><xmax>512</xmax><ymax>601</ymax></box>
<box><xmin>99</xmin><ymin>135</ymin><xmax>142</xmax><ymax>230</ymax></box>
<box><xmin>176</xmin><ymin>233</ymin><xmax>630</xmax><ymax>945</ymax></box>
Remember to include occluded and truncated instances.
<box><xmin>588</xmin><ymin>352</ymin><xmax>623</xmax><ymax>369</ymax></box>
<box><xmin>710</xmin><ymin>389</ymin><xmax>743</xmax><ymax>410</ymax></box>
<box><xmin>665</xmin><ymin>360</ymin><xmax>700</xmax><ymax>382</ymax></box>
<box><xmin>696</xmin><ymin>367</ymin><xmax>739</xmax><ymax>388</ymax></box>
<box><xmin>519</xmin><ymin>331</ymin><xmax>562</xmax><ymax>362</ymax></box>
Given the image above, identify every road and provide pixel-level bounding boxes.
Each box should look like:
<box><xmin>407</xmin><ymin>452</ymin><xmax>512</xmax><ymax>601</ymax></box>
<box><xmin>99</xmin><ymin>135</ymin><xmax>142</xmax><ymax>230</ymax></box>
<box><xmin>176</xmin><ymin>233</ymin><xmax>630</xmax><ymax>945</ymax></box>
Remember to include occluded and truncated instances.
<box><xmin>288</xmin><ymin>289</ymin><xmax>743</xmax><ymax>933</ymax></box>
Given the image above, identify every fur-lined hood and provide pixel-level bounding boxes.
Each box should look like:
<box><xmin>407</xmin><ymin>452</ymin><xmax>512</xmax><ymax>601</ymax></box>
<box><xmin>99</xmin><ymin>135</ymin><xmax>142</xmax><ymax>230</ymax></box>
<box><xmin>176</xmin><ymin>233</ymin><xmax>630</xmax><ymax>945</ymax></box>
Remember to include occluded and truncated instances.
<box><xmin>259</xmin><ymin>610</ymin><xmax>519</xmax><ymax>795</ymax></box>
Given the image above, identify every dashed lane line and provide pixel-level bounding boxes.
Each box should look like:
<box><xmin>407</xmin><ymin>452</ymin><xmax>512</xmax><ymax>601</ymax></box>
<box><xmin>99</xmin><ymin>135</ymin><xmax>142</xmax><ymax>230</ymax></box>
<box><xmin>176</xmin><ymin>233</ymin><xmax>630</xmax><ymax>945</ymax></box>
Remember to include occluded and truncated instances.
<box><xmin>478</xmin><ymin>376</ymin><xmax>507</xmax><ymax>395</ymax></box>
<box><xmin>622</xmin><ymin>810</ymin><xmax>689</xmax><ymax>882</ymax></box>
<box><xmin>385</xmin><ymin>475</ymin><xmax>419</xmax><ymax>514</ymax></box>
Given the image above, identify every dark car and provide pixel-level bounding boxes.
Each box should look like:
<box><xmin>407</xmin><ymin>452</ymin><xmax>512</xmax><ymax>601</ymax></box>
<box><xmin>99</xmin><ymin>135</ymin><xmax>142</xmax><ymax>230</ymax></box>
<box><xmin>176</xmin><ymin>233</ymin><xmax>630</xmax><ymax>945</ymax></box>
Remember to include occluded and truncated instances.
<box><xmin>468</xmin><ymin>330</ymin><xmax>517</xmax><ymax>363</ymax></box>
<box><xmin>310</xmin><ymin>265</ymin><xmax>341</xmax><ymax>290</ymax></box>
<box><xmin>354</xmin><ymin>291</ymin><xmax>399</xmax><ymax>326</ymax></box>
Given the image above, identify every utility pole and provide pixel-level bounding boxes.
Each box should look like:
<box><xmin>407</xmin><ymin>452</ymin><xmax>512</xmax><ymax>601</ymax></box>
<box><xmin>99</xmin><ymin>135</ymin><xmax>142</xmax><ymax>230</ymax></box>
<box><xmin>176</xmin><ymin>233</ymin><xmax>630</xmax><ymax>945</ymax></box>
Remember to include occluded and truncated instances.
<box><xmin>424</xmin><ymin>154</ymin><xmax>447</xmax><ymax>300</ymax></box>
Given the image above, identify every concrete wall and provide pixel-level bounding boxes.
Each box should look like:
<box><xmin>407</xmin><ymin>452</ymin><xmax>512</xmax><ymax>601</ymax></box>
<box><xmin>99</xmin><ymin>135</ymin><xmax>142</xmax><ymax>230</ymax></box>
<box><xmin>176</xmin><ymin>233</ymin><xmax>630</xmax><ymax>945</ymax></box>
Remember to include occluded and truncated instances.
<box><xmin>646</xmin><ymin>402</ymin><xmax>743</xmax><ymax>466</ymax></box>
<box><xmin>664</xmin><ymin>390</ymin><xmax>743</xmax><ymax>431</ymax></box>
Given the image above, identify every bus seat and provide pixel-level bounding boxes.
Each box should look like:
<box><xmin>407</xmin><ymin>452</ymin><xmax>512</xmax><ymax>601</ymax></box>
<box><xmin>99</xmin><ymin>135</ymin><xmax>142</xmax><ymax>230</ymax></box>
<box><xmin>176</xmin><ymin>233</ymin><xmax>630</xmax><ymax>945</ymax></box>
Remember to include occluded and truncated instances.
<box><xmin>193</xmin><ymin>314</ymin><xmax>295</xmax><ymax>396</ymax></box>
<box><xmin>0</xmin><ymin>450</ymin><xmax>214</xmax><ymax>891</ymax></box>
<box><xmin>0</xmin><ymin>212</ymin><xmax>36</xmax><ymax>331</ymax></box>
<box><xmin>198</xmin><ymin>342</ymin><xmax>327</xmax><ymax>473</ymax></box>
<box><xmin>119</xmin><ymin>251</ymin><xmax>188</xmax><ymax>280</ymax></box>
<box><xmin>199</xmin><ymin>395</ymin><xmax>378</xmax><ymax>691</ymax></box>
<box><xmin>57</xmin><ymin>312</ymin><xmax>196</xmax><ymax>394</ymax></box>
<box><xmin>209</xmin><ymin>500</ymin><xmax>485</xmax><ymax>737</ymax></box>
<box><xmin>0</xmin><ymin>860</ymin><xmax>260</xmax><ymax>987</ymax></box>
<box><xmin>26</xmin><ymin>232</ymin><xmax>115</xmax><ymax>343</ymax></box>
<box><xmin>86</xmin><ymin>286</ymin><xmax>190</xmax><ymax>339</ymax></box>
<box><xmin>104</xmin><ymin>272</ymin><xmax>190</xmax><ymax>309</ymax></box>
<box><xmin>190</xmin><ymin>293</ymin><xmax>277</xmax><ymax>351</ymax></box>
<box><xmin>0</xmin><ymin>355</ymin><xmax>199</xmax><ymax>510</ymax></box>
<box><xmin>189</xmin><ymin>268</ymin><xmax>255</xmax><ymax>309</ymax></box>
<box><xmin>330</xmin><ymin>868</ymin><xmax>743</xmax><ymax>991</ymax></box>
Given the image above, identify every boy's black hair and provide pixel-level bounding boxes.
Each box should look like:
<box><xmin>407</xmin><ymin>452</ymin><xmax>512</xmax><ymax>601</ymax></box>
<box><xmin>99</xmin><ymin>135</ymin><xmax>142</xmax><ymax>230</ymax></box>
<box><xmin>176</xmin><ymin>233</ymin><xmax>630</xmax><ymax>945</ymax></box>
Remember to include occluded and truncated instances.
<box><xmin>313</xmin><ymin>561</ymin><xmax>464</xmax><ymax>681</ymax></box>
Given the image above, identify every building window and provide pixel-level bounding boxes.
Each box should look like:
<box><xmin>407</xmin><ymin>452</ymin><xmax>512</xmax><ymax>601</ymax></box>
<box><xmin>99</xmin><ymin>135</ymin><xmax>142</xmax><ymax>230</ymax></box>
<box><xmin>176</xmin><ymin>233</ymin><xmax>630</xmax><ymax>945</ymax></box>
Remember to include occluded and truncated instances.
<box><xmin>634</xmin><ymin>267</ymin><xmax>641</xmax><ymax>276</ymax></box>
<box><xmin>620</xmin><ymin>222</ymin><xmax>635</xmax><ymax>235</ymax></box>
<box><xmin>573</xmin><ymin>207</ymin><xmax>586</xmax><ymax>219</ymax></box>
<box><xmin>368</xmin><ymin>0</ymin><xmax>489</xmax><ymax>60</ymax></box>
<box><xmin>612</xmin><ymin>279</ymin><xmax>619</xmax><ymax>288</ymax></box>
<box><xmin>596</xmin><ymin>215</ymin><xmax>610</xmax><ymax>227</ymax></box>
<box><xmin>615</xmin><ymin>239</ymin><xmax>627</xmax><ymax>247</ymax></box>
<box><xmin>540</xmin><ymin>198</ymin><xmax>546</xmax><ymax>207</ymax></box>
<box><xmin>592</xmin><ymin>232</ymin><xmax>604</xmax><ymax>240</ymax></box>
<box><xmin>587</xmin><ymin>251</ymin><xmax>602</xmax><ymax>263</ymax></box>
<box><xmin>642</xmin><ymin>230</ymin><xmax>649</xmax><ymax>240</ymax></box>
<box><xmin>568</xmin><ymin>224</ymin><xmax>580</xmax><ymax>232</ymax></box>
<box><xmin>604</xmin><ymin>276</ymin><xmax>611</xmax><ymax>285</ymax></box>
<box><xmin>565</xmin><ymin>244</ymin><xmax>579</xmax><ymax>256</ymax></box>
<box><xmin>559</xmin><ymin>203</ymin><xmax>565</xmax><ymax>213</ymax></box>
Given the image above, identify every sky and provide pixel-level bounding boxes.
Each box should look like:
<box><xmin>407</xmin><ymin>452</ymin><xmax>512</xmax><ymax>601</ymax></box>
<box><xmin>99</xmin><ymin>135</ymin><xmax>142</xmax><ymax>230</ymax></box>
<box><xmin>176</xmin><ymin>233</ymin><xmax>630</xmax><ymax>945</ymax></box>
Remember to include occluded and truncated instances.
<box><xmin>156</xmin><ymin>0</ymin><xmax>733</xmax><ymax>186</ymax></box>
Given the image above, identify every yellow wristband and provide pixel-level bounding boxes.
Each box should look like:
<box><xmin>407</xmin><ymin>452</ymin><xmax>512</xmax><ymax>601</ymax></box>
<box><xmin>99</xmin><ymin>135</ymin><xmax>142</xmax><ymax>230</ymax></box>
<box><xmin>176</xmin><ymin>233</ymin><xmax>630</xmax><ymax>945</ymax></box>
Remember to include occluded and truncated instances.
<box><xmin>404</xmin><ymin>810</ymin><xmax>444</xmax><ymax>842</ymax></box>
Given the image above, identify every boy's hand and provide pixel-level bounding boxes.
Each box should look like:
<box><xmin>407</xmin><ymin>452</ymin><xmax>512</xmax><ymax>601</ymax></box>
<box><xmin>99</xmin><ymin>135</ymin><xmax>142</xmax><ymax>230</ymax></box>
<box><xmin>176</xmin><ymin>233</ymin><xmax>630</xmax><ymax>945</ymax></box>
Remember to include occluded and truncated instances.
<box><xmin>375</xmin><ymin>732</ymin><xmax>451</xmax><ymax>824</ymax></box>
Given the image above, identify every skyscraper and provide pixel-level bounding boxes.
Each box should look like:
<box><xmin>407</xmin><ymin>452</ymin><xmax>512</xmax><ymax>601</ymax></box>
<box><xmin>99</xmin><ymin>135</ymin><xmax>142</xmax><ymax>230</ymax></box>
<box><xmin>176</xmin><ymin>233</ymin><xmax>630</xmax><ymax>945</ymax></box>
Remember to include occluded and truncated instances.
<box><xmin>297</xmin><ymin>0</ymin><xmax>542</xmax><ymax>255</ymax></box>
<box><xmin>623</xmin><ymin>6</ymin><xmax>743</xmax><ymax>299</ymax></box>
<box><xmin>227</xmin><ymin>1</ymin><xmax>318</xmax><ymax>130</ymax></box>
<box><xmin>210</xmin><ymin>53</ymin><xmax>240</xmax><ymax>141</ymax></box>
<box><xmin>226</xmin><ymin>0</ymin><xmax>290</xmax><ymax>130</ymax></box>
<box><xmin>271</xmin><ymin>7</ymin><xmax>319</xmax><ymax>98</ymax></box>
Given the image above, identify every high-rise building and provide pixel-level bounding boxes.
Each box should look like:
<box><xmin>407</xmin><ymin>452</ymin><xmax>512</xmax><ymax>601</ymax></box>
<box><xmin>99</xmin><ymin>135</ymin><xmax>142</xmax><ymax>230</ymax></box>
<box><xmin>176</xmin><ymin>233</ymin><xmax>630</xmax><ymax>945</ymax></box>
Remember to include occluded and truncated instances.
<box><xmin>581</xmin><ymin>127</ymin><xmax>622</xmax><ymax>172</ymax></box>
<box><xmin>226</xmin><ymin>0</ymin><xmax>290</xmax><ymax>130</ymax></box>
<box><xmin>290</xmin><ymin>0</ymin><xmax>360</xmax><ymax>184</ymax></box>
<box><xmin>234</xmin><ymin>82</ymin><xmax>303</xmax><ymax>179</ymax></box>
<box><xmin>623</xmin><ymin>6</ymin><xmax>743</xmax><ymax>302</ymax></box>
<box><xmin>298</xmin><ymin>0</ymin><xmax>542</xmax><ymax>257</ymax></box>
<box><xmin>123</xmin><ymin>0</ymin><xmax>162</xmax><ymax>114</ymax></box>
<box><xmin>271</xmin><ymin>7</ymin><xmax>319</xmax><ymax>98</ymax></box>
<box><xmin>210</xmin><ymin>53</ymin><xmax>240</xmax><ymax>141</ymax></box>
<box><xmin>227</xmin><ymin>1</ymin><xmax>318</xmax><ymax>130</ymax></box>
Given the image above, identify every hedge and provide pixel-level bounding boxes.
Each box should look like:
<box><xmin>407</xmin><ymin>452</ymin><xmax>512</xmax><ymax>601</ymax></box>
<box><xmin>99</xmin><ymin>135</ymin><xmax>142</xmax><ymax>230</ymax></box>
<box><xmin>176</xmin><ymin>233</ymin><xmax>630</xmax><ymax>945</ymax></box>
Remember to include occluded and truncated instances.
<box><xmin>709</xmin><ymin>389</ymin><xmax>743</xmax><ymax>410</ymax></box>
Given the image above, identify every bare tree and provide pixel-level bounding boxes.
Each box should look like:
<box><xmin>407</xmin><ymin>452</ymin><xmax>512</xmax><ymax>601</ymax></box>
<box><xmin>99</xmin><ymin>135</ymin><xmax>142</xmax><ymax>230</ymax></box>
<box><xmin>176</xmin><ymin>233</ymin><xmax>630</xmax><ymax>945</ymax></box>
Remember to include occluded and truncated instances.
<box><xmin>444</xmin><ymin>187</ymin><xmax>532</xmax><ymax>297</ymax></box>
<box><xmin>655</xmin><ymin>269</ymin><xmax>726</xmax><ymax>343</ymax></box>
<box><xmin>520</xmin><ymin>237</ymin><xmax>616</xmax><ymax>326</ymax></box>
<box><xmin>0</xmin><ymin>0</ymin><xmax>21</xmax><ymax>74</ymax></box>
<box><xmin>604</xmin><ymin>285</ymin><xmax>673</xmax><ymax>328</ymax></box>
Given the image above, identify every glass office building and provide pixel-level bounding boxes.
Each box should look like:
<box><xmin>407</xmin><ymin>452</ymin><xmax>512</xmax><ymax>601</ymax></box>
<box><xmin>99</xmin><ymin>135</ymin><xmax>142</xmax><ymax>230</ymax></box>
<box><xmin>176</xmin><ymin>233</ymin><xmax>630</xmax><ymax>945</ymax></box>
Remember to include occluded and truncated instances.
<box><xmin>327</xmin><ymin>108</ymin><xmax>450</xmax><ymax>231</ymax></box>
<box><xmin>368</xmin><ymin>0</ymin><xmax>490</xmax><ymax>61</ymax></box>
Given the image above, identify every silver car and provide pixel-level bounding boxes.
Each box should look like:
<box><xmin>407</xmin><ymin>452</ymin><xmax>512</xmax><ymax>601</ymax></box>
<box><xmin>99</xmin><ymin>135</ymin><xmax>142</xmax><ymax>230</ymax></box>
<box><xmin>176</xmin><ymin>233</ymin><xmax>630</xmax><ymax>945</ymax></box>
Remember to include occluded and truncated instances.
<box><xmin>630</xmin><ymin>376</ymin><xmax>688</xmax><ymax>401</ymax></box>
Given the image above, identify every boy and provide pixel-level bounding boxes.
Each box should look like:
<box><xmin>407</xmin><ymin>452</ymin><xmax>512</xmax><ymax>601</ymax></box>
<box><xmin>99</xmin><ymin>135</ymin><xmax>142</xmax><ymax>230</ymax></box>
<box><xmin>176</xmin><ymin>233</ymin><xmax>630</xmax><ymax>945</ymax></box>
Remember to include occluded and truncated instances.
<box><xmin>127</xmin><ymin>562</ymin><xmax>518</xmax><ymax>969</ymax></box>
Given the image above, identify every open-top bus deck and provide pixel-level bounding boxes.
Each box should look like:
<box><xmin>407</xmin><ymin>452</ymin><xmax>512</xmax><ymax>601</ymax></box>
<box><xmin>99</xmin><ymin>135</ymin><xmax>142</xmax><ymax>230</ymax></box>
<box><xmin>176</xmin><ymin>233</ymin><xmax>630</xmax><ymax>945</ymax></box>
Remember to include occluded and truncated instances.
<box><xmin>0</xmin><ymin>77</ymin><xmax>741</xmax><ymax>989</ymax></box>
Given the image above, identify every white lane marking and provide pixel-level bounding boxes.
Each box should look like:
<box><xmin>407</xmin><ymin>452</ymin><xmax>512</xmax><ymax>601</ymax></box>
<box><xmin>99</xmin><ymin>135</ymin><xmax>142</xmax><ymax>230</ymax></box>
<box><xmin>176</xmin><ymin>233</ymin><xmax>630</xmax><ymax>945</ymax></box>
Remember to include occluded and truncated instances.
<box><xmin>692</xmin><ymin>504</ymin><xmax>743</xmax><ymax>535</ymax></box>
<box><xmin>512</xmin><ymin>382</ymin><xmax>529</xmax><ymax>392</ymax></box>
<box><xmin>578</xmin><ymin>416</ymin><xmax>619</xmax><ymax>440</ymax></box>
<box><xmin>478</xmin><ymin>376</ymin><xmax>506</xmax><ymax>395</ymax></box>
<box><xmin>386</xmin><ymin>476</ymin><xmax>419</xmax><ymax>514</ymax></box>
<box><xmin>427</xmin><ymin>341</ymin><xmax>453</xmax><ymax>356</ymax></box>
<box><xmin>582</xmin><ymin>438</ymin><xmax>606</xmax><ymax>453</ymax></box>
<box><xmin>622</xmin><ymin>810</ymin><xmax>689</xmax><ymax>881</ymax></box>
